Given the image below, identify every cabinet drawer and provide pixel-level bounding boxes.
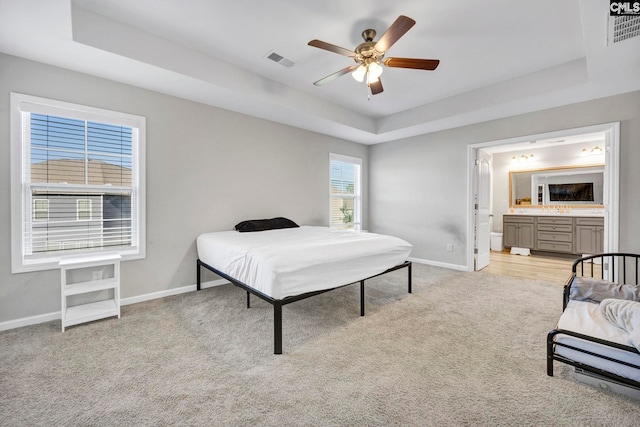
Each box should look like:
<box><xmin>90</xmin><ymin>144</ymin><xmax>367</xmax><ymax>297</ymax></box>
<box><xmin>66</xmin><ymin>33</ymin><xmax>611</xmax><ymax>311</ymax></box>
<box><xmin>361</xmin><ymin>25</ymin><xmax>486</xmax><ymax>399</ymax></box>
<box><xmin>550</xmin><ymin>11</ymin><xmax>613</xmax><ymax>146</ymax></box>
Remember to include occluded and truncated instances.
<box><xmin>503</xmin><ymin>215</ymin><xmax>534</xmax><ymax>223</ymax></box>
<box><xmin>537</xmin><ymin>241</ymin><xmax>573</xmax><ymax>253</ymax></box>
<box><xmin>537</xmin><ymin>224</ymin><xmax>573</xmax><ymax>233</ymax></box>
<box><xmin>537</xmin><ymin>231</ymin><xmax>572</xmax><ymax>243</ymax></box>
<box><xmin>537</xmin><ymin>217</ymin><xmax>573</xmax><ymax>225</ymax></box>
<box><xmin>575</xmin><ymin>217</ymin><xmax>604</xmax><ymax>226</ymax></box>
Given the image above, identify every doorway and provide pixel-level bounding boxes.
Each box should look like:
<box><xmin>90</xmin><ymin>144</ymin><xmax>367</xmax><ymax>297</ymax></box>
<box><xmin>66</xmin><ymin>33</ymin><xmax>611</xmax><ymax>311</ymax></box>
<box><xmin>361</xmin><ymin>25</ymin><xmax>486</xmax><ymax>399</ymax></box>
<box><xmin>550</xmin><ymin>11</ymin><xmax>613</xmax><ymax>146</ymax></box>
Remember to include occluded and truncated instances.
<box><xmin>467</xmin><ymin>122</ymin><xmax>620</xmax><ymax>272</ymax></box>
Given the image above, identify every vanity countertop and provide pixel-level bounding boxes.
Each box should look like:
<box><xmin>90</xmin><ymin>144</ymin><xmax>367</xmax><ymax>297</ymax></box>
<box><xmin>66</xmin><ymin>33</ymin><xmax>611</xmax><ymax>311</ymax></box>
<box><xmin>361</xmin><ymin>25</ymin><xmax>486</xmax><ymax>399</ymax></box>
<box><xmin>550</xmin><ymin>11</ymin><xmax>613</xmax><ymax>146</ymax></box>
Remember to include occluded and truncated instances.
<box><xmin>505</xmin><ymin>211</ymin><xmax>604</xmax><ymax>217</ymax></box>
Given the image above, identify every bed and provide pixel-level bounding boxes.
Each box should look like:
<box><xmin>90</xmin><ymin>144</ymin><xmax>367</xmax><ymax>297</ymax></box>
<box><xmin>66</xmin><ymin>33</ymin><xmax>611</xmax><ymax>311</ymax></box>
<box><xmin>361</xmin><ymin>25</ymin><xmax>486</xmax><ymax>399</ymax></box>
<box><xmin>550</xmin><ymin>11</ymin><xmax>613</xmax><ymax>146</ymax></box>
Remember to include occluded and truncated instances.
<box><xmin>547</xmin><ymin>253</ymin><xmax>640</xmax><ymax>397</ymax></box>
<box><xmin>196</xmin><ymin>221</ymin><xmax>413</xmax><ymax>354</ymax></box>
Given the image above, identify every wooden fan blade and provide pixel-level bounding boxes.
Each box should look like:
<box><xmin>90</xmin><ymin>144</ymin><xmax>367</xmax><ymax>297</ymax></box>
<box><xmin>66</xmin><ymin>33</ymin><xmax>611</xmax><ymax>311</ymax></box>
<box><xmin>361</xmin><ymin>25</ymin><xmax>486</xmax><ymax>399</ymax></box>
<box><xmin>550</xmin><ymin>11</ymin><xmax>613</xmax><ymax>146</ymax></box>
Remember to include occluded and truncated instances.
<box><xmin>369</xmin><ymin>79</ymin><xmax>383</xmax><ymax>95</ymax></box>
<box><xmin>384</xmin><ymin>57</ymin><xmax>440</xmax><ymax>70</ymax></box>
<box><xmin>313</xmin><ymin>65</ymin><xmax>357</xmax><ymax>86</ymax></box>
<box><xmin>308</xmin><ymin>40</ymin><xmax>355</xmax><ymax>57</ymax></box>
<box><xmin>374</xmin><ymin>15</ymin><xmax>416</xmax><ymax>52</ymax></box>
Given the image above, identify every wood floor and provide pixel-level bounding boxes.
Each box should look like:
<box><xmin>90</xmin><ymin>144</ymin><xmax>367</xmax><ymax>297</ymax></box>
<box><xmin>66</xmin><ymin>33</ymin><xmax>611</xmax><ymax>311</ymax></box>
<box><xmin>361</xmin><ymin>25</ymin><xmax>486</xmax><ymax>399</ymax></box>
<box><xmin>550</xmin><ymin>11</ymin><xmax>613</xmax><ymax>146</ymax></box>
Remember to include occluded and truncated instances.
<box><xmin>482</xmin><ymin>250</ymin><xmax>576</xmax><ymax>285</ymax></box>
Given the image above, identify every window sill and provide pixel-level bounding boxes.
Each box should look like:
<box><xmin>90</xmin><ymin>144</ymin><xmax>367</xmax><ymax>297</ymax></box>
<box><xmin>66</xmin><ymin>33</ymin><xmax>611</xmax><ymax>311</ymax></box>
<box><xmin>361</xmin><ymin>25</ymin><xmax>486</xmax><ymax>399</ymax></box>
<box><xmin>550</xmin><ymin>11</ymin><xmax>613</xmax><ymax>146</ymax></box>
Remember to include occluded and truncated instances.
<box><xmin>12</xmin><ymin>248</ymin><xmax>144</xmax><ymax>274</ymax></box>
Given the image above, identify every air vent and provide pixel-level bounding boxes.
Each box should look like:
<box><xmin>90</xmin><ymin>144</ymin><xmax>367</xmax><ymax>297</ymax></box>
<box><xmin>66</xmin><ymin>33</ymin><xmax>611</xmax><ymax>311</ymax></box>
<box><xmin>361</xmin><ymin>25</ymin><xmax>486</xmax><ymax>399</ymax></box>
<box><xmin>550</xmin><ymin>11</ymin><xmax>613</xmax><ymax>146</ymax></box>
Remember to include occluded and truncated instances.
<box><xmin>607</xmin><ymin>15</ymin><xmax>640</xmax><ymax>45</ymax></box>
<box><xmin>266</xmin><ymin>51</ymin><xmax>295</xmax><ymax>67</ymax></box>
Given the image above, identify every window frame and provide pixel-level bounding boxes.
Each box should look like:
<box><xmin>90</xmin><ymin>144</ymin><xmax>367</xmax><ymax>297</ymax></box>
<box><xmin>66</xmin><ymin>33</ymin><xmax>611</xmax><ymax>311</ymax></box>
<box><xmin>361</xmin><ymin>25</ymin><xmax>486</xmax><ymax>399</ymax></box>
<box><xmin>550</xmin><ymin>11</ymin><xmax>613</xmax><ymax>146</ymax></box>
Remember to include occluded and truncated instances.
<box><xmin>10</xmin><ymin>93</ymin><xmax>146</xmax><ymax>273</ymax></box>
<box><xmin>329</xmin><ymin>153</ymin><xmax>362</xmax><ymax>230</ymax></box>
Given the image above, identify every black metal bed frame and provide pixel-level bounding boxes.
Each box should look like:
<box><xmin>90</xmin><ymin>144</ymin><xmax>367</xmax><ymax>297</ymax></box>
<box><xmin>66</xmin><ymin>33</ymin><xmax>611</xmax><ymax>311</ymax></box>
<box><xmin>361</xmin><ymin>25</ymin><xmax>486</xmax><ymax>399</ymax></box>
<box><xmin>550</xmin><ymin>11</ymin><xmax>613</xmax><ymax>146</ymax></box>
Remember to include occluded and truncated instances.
<box><xmin>197</xmin><ymin>259</ymin><xmax>412</xmax><ymax>354</ymax></box>
<box><xmin>547</xmin><ymin>253</ymin><xmax>640</xmax><ymax>390</ymax></box>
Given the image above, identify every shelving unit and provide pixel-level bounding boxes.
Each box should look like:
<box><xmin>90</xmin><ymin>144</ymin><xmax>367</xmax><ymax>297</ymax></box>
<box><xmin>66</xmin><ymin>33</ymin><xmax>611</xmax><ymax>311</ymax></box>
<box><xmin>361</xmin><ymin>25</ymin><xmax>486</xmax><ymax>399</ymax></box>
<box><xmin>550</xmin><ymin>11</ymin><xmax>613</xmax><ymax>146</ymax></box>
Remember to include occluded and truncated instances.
<box><xmin>60</xmin><ymin>254</ymin><xmax>121</xmax><ymax>332</ymax></box>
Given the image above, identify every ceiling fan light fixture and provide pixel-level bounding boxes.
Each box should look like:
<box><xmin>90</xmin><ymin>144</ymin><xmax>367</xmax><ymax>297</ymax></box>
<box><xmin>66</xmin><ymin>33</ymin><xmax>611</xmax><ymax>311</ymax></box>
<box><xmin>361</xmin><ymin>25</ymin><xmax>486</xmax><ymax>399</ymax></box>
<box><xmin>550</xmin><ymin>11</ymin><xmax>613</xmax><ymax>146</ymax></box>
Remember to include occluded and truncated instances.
<box><xmin>352</xmin><ymin>64</ymin><xmax>367</xmax><ymax>82</ymax></box>
<box><xmin>368</xmin><ymin>61</ymin><xmax>383</xmax><ymax>79</ymax></box>
<box><xmin>308</xmin><ymin>15</ymin><xmax>438</xmax><ymax>96</ymax></box>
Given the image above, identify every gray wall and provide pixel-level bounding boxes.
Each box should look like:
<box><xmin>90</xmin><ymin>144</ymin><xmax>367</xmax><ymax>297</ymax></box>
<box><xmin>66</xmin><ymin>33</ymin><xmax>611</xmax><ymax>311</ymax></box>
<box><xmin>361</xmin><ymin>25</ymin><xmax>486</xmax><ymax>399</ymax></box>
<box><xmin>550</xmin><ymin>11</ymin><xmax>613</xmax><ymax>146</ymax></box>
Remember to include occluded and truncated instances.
<box><xmin>0</xmin><ymin>54</ymin><xmax>367</xmax><ymax>324</ymax></box>
<box><xmin>369</xmin><ymin>90</ymin><xmax>640</xmax><ymax>267</ymax></box>
<box><xmin>2</xmin><ymin>50</ymin><xmax>640</xmax><ymax>326</ymax></box>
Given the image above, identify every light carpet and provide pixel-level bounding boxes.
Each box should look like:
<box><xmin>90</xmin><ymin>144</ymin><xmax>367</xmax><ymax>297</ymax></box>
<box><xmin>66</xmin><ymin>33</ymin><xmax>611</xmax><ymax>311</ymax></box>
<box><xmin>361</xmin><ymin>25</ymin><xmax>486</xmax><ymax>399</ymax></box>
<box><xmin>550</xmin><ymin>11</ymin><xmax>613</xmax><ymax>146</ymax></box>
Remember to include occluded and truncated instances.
<box><xmin>1</xmin><ymin>263</ymin><xmax>639</xmax><ymax>426</ymax></box>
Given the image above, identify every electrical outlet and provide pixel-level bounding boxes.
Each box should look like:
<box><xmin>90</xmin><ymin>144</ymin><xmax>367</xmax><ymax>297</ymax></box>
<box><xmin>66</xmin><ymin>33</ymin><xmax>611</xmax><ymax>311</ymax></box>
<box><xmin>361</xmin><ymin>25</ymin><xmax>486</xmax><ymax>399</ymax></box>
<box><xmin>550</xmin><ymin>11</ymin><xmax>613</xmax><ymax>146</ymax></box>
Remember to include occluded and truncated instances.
<box><xmin>92</xmin><ymin>270</ymin><xmax>103</xmax><ymax>281</ymax></box>
<box><xmin>447</xmin><ymin>243</ymin><xmax>454</xmax><ymax>252</ymax></box>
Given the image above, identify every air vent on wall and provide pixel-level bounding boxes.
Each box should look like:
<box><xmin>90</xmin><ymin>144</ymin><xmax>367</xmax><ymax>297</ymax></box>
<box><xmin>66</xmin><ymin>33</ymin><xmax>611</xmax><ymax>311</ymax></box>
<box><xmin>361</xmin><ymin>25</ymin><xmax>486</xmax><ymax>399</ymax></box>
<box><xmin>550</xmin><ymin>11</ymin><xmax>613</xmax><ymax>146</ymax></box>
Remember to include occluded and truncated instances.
<box><xmin>607</xmin><ymin>15</ymin><xmax>640</xmax><ymax>45</ymax></box>
<box><xmin>266</xmin><ymin>51</ymin><xmax>295</xmax><ymax>67</ymax></box>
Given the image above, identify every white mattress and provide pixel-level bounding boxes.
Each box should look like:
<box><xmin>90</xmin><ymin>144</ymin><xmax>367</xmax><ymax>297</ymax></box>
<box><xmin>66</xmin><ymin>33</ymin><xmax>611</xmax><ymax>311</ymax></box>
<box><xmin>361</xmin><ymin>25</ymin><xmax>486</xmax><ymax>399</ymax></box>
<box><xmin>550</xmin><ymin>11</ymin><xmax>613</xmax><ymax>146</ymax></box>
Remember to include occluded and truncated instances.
<box><xmin>555</xmin><ymin>300</ymin><xmax>640</xmax><ymax>382</ymax></box>
<box><xmin>196</xmin><ymin>226</ymin><xmax>412</xmax><ymax>299</ymax></box>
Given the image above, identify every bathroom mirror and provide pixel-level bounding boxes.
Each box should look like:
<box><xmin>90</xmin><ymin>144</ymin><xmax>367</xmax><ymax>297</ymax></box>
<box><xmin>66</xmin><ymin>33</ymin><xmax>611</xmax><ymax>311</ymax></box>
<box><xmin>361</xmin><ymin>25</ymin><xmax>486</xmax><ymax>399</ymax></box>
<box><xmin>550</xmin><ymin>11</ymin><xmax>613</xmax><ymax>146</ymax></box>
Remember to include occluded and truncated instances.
<box><xmin>509</xmin><ymin>165</ymin><xmax>604</xmax><ymax>208</ymax></box>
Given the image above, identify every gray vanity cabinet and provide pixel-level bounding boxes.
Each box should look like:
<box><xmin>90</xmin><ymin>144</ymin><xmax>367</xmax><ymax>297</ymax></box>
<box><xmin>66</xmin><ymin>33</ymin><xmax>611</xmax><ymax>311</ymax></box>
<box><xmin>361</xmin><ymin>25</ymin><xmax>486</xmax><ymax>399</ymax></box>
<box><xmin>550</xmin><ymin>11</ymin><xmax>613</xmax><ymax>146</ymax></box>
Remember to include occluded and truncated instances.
<box><xmin>536</xmin><ymin>217</ymin><xmax>573</xmax><ymax>253</ymax></box>
<box><xmin>574</xmin><ymin>217</ymin><xmax>604</xmax><ymax>255</ymax></box>
<box><xmin>503</xmin><ymin>215</ymin><xmax>604</xmax><ymax>255</ymax></box>
<box><xmin>503</xmin><ymin>215</ymin><xmax>535</xmax><ymax>249</ymax></box>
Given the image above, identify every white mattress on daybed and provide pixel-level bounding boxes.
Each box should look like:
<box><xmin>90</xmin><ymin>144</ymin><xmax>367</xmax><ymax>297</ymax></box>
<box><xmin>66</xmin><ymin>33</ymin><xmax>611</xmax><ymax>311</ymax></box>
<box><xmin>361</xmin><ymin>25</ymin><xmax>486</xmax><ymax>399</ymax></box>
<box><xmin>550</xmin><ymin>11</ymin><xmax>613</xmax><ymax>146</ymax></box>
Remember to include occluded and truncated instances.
<box><xmin>196</xmin><ymin>226</ymin><xmax>413</xmax><ymax>300</ymax></box>
<box><xmin>555</xmin><ymin>299</ymin><xmax>640</xmax><ymax>382</ymax></box>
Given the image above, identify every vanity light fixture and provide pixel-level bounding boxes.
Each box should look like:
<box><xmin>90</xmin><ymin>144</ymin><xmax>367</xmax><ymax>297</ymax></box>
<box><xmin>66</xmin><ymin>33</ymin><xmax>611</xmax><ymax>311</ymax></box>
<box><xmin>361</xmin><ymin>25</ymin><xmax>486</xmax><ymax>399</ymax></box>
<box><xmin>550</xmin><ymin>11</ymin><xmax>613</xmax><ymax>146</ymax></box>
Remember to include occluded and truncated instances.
<box><xmin>511</xmin><ymin>154</ymin><xmax>535</xmax><ymax>163</ymax></box>
<box><xmin>581</xmin><ymin>146</ymin><xmax>604</xmax><ymax>156</ymax></box>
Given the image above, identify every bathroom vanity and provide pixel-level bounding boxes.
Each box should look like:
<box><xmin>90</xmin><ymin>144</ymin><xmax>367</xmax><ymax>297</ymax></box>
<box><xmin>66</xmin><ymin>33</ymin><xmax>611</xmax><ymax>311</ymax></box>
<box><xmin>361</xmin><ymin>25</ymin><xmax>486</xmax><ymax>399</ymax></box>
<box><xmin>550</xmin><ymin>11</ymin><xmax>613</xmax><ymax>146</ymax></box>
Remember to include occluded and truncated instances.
<box><xmin>503</xmin><ymin>214</ymin><xmax>604</xmax><ymax>255</ymax></box>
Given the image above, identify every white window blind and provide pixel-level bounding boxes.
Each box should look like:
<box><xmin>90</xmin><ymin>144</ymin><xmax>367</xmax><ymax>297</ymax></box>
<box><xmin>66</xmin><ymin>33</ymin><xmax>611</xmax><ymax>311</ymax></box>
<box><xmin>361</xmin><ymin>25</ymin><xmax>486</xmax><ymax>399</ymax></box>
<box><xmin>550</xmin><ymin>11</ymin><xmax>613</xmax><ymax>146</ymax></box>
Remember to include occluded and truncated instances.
<box><xmin>11</xmin><ymin>93</ymin><xmax>146</xmax><ymax>272</ymax></box>
<box><xmin>330</xmin><ymin>154</ymin><xmax>362</xmax><ymax>229</ymax></box>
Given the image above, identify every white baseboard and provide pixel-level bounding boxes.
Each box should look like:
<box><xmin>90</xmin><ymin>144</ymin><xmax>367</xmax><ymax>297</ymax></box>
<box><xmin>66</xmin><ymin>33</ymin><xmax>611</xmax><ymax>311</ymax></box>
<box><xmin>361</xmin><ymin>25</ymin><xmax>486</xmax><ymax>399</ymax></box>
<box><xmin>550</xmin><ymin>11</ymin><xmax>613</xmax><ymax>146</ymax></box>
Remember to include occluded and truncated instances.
<box><xmin>0</xmin><ymin>279</ymin><xmax>230</xmax><ymax>332</ymax></box>
<box><xmin>0</xmin><ymin>311</ymin><xmax>61</xmax><ymax>332</ymax></box>
<box><xmin>120</xmin><ymin>278</ymin><xmax>228</xmax><ymax>306</ymax></box>
<box><xmin>0</xmin><ymin>259</ymin><xmax>467</xmax><ymax>332</ymax></box>
<box><xmin>407</xmin><ymin>256</ymin><xmax>469</xmax><ymax>272</ymax></box>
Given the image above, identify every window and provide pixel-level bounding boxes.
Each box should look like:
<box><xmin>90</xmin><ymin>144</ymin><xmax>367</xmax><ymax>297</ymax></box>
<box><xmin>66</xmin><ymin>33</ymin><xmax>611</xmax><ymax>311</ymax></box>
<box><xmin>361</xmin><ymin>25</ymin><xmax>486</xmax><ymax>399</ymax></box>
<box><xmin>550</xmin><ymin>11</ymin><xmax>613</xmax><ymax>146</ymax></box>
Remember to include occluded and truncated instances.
<box><xmin>32</xmin><ymin>199</ymin><xmax>49</xmax><ymax>222</ymax></box>
<box><xmin>330</xmin><ymin>153</ymin><xmax>362</xmax><ymax>229</ymax></box>
<box><xmin>10</xmin><ymin>93</ymin><xmax>146</xmax><ymax>273</ymax></box>
<box><xmin>76</xmin><ymin>199</ymin><xmax>92</xmax><ymax>221</ymax></box>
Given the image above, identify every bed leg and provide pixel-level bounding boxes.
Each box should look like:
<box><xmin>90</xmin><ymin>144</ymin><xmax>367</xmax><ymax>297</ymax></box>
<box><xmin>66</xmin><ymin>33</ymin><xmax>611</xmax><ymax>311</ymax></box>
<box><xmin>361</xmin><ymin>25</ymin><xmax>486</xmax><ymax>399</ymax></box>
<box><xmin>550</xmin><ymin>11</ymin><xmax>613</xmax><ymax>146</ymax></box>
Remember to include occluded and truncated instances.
<box><xmin>274</xmin><ymin>302</ymin><xmax>283</xmax><ymax>355</ymax></box>
<box><xmin>197</xmin><ymin>260</ymin><xmax>201</xmax><ymax>291</ymax></box>
<box><xmin>360</xmin><ymin>280</ymin><xmax>365</xmax><ymax>316</ymax></box>
<box><xmin>247</xmin><ymin>291</ymin><xmax>250</xmax><ymax>308</ymax></box>
<box><xmin>546</xmin><ymin>332</ymin><xmax>555</xmax><ymax>376</ymax></box>
<box><xmin>408</xmin><ymin>262</ymin><xmax>412</xmax><ymax>294</ymax></box>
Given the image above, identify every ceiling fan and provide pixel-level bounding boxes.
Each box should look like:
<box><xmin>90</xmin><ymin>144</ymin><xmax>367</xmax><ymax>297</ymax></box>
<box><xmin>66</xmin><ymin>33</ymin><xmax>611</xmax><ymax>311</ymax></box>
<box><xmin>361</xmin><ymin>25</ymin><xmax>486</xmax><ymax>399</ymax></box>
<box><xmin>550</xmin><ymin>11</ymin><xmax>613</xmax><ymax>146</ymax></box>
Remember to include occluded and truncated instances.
<box><xmin>308</xmin><ymin>15</ymin><xmax>440</xmax><ymax>95</ymax></box>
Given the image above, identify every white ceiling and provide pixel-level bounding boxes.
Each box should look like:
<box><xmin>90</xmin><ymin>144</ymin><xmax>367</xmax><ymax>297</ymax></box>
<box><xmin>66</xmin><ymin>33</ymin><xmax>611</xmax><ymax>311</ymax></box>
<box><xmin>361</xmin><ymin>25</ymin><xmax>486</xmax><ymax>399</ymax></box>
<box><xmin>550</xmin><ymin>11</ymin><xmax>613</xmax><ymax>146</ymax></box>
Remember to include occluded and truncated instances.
<box><xmin>1</xmin><ymin>0</ymin><xmax>639</xmax><ymax>144</ymax></box>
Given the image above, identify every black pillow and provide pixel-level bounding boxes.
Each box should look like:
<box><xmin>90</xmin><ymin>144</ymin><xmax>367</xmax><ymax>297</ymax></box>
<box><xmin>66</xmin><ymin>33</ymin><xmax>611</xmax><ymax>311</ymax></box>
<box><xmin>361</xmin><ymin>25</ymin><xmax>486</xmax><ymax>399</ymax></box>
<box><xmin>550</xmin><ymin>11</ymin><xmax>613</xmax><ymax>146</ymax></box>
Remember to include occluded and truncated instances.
<box><xmin>234</xmin><ymin>217</ymin><xmax>299</xmax><ymax>232</ymax></box>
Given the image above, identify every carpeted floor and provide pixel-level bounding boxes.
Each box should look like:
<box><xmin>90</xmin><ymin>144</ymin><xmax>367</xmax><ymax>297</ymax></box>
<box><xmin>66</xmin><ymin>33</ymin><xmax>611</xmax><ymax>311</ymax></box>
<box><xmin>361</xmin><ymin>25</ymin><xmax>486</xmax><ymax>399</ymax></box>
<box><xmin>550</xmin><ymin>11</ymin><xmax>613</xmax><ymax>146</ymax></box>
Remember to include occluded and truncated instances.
<box><xmin>1</xmin><ymin>263</ymin><xmax>638</xmax><ymax>426</ymax></box>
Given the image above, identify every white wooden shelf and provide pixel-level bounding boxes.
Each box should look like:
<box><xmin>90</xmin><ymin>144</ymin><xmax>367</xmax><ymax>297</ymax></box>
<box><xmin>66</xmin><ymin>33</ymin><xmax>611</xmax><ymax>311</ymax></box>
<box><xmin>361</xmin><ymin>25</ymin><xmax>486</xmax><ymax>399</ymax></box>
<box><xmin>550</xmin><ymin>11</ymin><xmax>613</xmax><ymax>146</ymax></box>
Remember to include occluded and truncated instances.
<box><xmin>60</xmin><ymin>255</ymin><xmax>121</xmax><ymax>331</ymax></box>
<box><xmin>64</xmin><ymin>300</ymin><xmax>119</xmax><ymax>328</ymax></box>
<box><xmin>63</xmin><ymin>278</ymin><xmax>119</xmax><ymax>296</ymax></box>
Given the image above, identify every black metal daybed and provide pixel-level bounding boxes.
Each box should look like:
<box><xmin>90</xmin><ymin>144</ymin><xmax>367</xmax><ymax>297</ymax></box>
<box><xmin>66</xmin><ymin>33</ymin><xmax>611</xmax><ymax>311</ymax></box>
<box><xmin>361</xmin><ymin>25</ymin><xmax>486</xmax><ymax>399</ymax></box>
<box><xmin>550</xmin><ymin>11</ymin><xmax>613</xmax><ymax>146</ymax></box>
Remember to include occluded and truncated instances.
<box><xmin>547</xmin><ymin>253</ymin><xmax>640</xmax><ymax>395</ymax></box>
<box><xmin>195</xmin><ymin>220</ymin><xmax>414</xmax><ymax>354</ymax></box>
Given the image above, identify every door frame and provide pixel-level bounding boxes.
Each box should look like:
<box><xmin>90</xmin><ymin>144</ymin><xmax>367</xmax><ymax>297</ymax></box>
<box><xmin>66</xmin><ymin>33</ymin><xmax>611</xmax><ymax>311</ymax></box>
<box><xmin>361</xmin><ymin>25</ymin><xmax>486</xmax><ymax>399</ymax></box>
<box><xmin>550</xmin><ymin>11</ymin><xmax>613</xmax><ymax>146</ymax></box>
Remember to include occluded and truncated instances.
<box><xmin>466</xmin><ymin>122</ymin><xmax>620</xmax><ymax>271</ymax></box>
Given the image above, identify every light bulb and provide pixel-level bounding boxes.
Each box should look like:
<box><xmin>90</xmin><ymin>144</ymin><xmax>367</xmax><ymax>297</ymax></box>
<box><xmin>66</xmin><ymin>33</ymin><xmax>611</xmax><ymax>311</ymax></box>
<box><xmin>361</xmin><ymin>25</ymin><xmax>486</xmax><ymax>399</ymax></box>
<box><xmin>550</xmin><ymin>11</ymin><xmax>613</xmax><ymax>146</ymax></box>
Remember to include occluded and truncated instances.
<box><xmin>368</xmin><ymin>62</ymin><xmax>383</xmax><ymax>79</ymax></box>
<box><xmin>366</xmin><ymin>65</ymin><xmax>383</xmax><ymax>85</ymax></box>
<box><xmin>352</xmin><ymin>65</ymin><xmax>366</xmax><ymax>82</ymax></box>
